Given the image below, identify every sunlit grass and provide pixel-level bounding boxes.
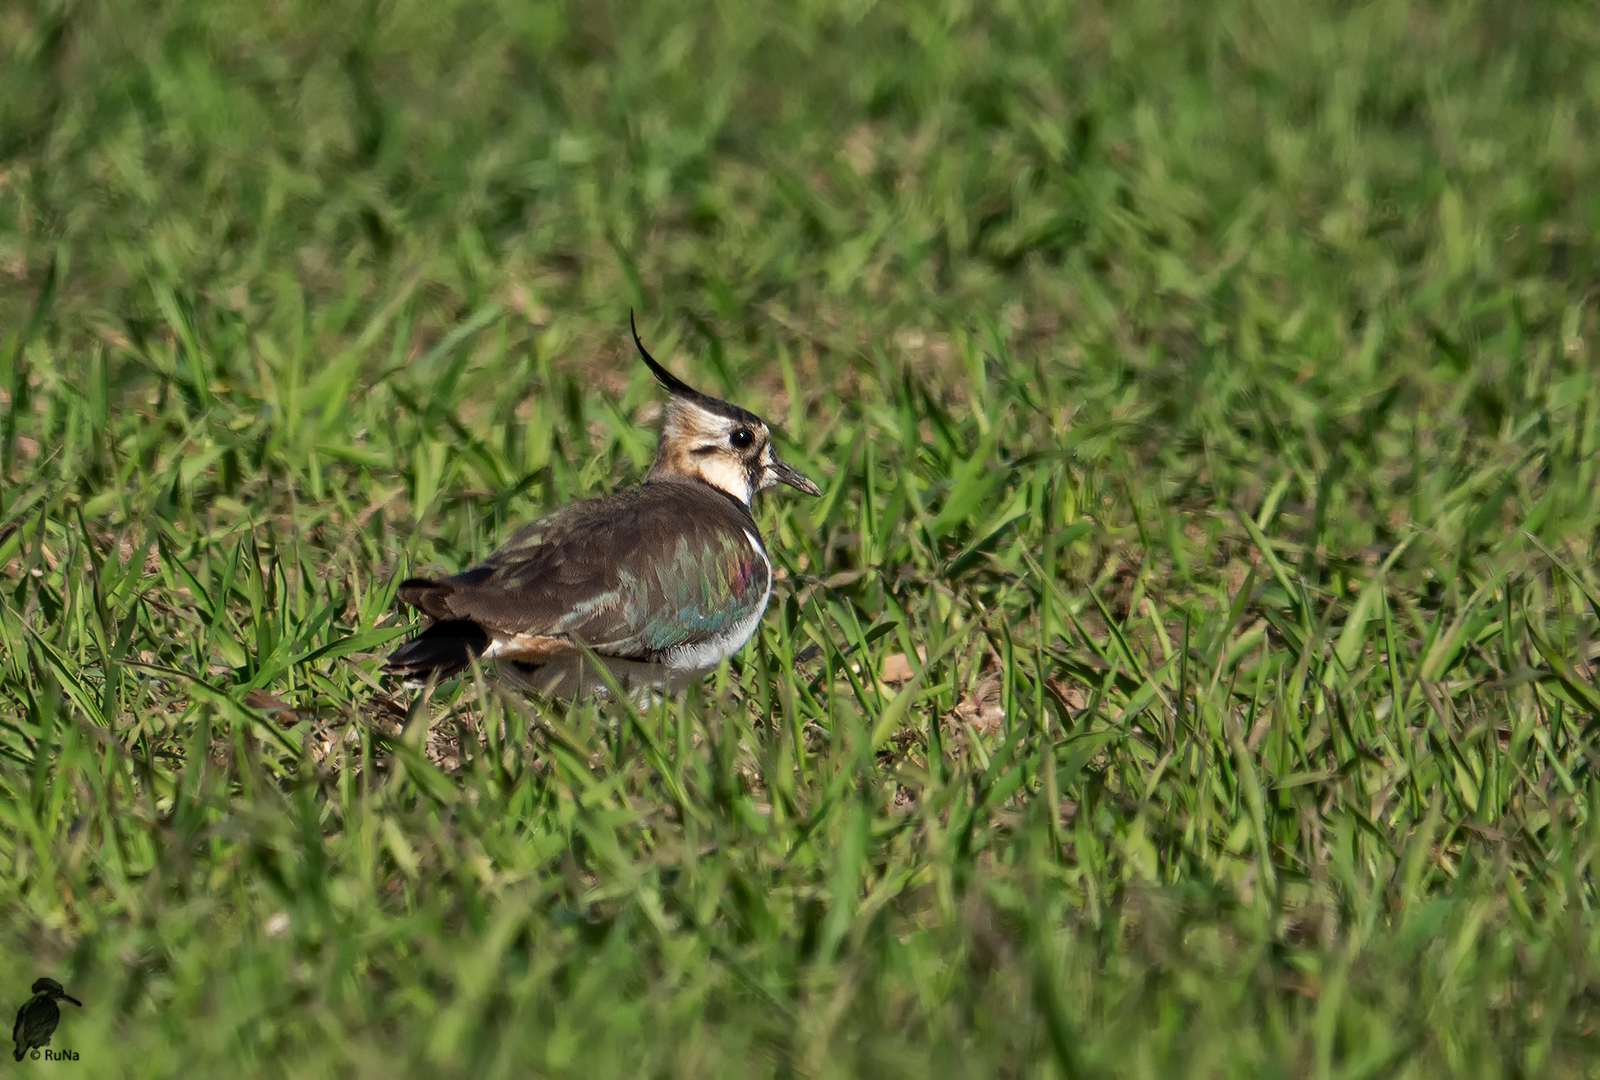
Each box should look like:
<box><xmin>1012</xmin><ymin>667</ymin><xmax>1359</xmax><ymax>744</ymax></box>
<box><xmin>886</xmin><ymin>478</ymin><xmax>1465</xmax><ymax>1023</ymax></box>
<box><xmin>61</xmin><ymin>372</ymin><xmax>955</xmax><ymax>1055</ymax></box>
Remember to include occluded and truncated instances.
<box><xmin>3</xmin><ymin>0</ymin><xmax>1600</xmax><ymax>1075</ymax></box>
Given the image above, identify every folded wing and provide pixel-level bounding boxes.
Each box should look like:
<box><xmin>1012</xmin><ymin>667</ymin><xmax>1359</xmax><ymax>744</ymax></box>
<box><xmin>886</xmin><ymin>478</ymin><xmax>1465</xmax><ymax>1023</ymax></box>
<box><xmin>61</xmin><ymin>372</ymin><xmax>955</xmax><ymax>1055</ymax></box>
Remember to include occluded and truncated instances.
<box><xmin>386</xmin><ymin>482</ymin><xmax>770</xmax><ymax>678</ymax></box>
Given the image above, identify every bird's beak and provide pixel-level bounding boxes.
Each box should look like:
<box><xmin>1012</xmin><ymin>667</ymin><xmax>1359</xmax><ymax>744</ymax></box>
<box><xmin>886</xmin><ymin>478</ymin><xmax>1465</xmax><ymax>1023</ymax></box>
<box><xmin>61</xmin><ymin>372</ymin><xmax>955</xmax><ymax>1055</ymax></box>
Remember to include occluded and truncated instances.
<box><xmin>62</xmin><ymin>995</ymin><xmax>81</xmax><ymax>1007</ymax></box>
<box><xmin>770</xmin><ymin>456</ymin><xmax>822</xmax><ymax>496</ymax></box>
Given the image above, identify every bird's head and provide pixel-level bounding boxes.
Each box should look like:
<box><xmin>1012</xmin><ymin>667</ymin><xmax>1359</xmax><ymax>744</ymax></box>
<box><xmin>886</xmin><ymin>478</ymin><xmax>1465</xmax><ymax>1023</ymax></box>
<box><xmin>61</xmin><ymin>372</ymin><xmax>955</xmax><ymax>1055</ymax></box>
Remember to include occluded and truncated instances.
<box><xmin>29</xmin><ymin>978</ymin><xmax>79</xmax><ymax>1005</ymax></box>
<box><xmin>633</xmin><ymin>315</ymin><xmax>822</xmax><ymax>506</ymax></box>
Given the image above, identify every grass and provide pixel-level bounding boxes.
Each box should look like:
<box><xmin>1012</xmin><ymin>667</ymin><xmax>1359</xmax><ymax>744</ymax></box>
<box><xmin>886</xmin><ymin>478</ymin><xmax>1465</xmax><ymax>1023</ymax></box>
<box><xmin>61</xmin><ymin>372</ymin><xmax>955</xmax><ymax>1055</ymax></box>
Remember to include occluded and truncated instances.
<box><xmin>4</xmin><ymin>0</ymin><xmax>1600</xmax><ymax>1074</ymax></box>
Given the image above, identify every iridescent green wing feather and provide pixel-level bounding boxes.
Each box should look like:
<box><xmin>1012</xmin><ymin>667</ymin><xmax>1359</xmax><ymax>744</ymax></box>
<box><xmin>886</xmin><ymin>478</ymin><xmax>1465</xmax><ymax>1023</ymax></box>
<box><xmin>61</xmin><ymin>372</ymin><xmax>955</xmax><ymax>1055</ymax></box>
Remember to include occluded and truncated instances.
<box><xmin>626</xmin><ymin>529</ymin><xmax>769</xmax><ymax>654</ymax></box>
<box><xmin>436</xmin><ymin>481</ymin><xmax>770</xmax><ymax>660</ymax></box>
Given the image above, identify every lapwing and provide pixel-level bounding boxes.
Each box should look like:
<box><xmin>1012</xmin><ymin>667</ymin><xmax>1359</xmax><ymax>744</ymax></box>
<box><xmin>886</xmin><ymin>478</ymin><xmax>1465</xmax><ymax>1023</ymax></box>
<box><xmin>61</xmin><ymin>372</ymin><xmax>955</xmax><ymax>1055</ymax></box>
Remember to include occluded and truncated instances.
<box><xmin>384</xmin><ymin>315</ymin><xmax>821</xmax><ymax>698</ymax></box>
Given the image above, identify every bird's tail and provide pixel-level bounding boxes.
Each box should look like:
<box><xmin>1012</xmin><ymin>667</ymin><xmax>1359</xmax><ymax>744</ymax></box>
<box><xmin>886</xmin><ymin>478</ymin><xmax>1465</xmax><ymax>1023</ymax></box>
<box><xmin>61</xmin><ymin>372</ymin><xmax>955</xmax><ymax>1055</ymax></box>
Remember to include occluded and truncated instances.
<box><xmin>384</xmin><ymin>619</ymin><xmax>489</xmax><ymax>683</ymax></box>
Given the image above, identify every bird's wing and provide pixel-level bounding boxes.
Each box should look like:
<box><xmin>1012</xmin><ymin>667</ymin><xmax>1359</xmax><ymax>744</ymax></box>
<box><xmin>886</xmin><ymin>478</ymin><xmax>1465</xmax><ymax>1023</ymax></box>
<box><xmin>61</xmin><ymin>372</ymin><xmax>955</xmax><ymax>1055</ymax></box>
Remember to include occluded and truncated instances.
<box><xmin>415</xmin><ymin>483</ymin><xmax>771</xmax><ymax>660</ymax></box>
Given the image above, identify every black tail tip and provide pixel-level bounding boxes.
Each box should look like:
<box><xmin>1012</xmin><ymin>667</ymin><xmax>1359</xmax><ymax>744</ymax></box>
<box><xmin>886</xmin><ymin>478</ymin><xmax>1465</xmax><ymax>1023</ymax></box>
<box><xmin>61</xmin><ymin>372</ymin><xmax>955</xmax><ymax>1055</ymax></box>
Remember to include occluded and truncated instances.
<box><xmin>384</xmin><ymin>619</ymin><xmax>490</xmax><ymax>683</ymax></box>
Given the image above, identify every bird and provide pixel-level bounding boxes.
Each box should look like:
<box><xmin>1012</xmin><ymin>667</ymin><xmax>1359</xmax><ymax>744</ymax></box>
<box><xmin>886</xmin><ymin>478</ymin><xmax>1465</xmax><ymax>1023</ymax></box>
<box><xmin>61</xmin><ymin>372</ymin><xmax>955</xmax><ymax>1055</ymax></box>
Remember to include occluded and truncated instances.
<box><xmin>12</xmin><ymin>978</ymin><xmax>80</xmax><ymax>1061</ymax></box>
<box><xmin>384</xmin><ymin>315</ymin><xmax>822</xmax><ymax>699</ymax></box>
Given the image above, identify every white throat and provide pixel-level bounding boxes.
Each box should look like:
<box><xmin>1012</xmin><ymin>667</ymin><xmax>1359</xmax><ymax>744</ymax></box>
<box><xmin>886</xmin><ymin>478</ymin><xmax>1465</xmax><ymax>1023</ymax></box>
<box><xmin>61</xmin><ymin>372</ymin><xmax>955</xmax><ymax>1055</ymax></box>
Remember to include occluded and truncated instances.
<box><xmin>694</xmin><ymin>456</ymin><xmax>753</xmax><ymax>506</ymax></box>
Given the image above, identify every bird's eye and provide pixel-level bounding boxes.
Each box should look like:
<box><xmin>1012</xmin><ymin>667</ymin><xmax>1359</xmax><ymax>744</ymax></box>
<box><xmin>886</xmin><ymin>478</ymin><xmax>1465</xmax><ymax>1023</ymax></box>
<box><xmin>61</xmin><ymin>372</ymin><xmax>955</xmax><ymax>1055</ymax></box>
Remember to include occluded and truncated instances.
<box><xmin>730</xmin><ymin>429</ymin><xmax>754</xmax><ymax>449</ymax></box>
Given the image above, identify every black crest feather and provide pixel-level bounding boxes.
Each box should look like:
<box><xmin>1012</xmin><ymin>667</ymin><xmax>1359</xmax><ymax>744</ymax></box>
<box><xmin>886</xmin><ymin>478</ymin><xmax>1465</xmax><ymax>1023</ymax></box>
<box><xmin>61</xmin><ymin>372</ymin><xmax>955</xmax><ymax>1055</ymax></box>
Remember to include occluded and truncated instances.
<box><xmin>628</xmin><ymin>311</ymin><xmax>764</xmax><ymax>427</ymax></box>
<box><xmin>630</xmin><ymin>310</ymin><xmax>703</xmax><ymax>399</ymax></box>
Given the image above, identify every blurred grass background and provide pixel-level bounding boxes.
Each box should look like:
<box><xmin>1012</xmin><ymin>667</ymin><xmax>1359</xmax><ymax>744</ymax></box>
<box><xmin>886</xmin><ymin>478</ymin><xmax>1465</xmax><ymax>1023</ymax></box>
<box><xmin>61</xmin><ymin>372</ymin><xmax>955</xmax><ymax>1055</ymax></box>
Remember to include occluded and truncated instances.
<box><xmin>4</xmin><ymin>0</ymin><xmax>1600</xmax><ymax>1075</ymax></box>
